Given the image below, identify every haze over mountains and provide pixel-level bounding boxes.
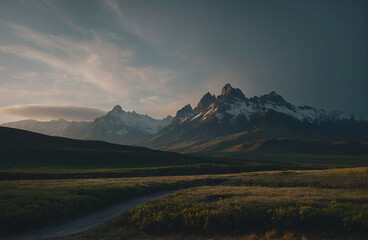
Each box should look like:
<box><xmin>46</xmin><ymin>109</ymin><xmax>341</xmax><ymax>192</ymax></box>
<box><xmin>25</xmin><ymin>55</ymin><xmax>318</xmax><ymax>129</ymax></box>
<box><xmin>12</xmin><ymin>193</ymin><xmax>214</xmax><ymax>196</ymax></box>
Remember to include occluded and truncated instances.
<box><xmin>3</xmin><ymin>84</ymin><xmax>367</xmax><ymax>154</ymax></box>
<box><xmin>2</xmin><ymin>106</ymin><xmax>173</xmax><ymax>145</ymax></box>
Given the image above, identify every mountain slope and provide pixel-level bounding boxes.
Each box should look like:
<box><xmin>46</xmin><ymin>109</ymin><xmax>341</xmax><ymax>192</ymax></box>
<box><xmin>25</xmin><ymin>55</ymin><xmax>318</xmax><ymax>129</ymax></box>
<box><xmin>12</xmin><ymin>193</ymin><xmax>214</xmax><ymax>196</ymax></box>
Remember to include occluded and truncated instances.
<box><xmin>82</xmin><ymin>105</ymin><xmax>173</xmax><ymax>145</ymax></box>
<box><xmin>189</xmin><ymin>136</ymin><xmax>367</xmax><ymax>155</ymax></box>
<box><xmin>143</xmin><ymin>84</ymin><xmax>367</xmax><ymax>152</ymax></box>
<box><xmin>1</xmin><ymin>106</ymin><xmax>173</xmax><ymax>145</ymax></box>
<box><xmin>221</xmin><ymin>139</ymin><xmax>367</xmax><ymax>155</ymax></box>
<box><xmin>0</xmin><ymin>126</ymin><xmax>195</xmax><ymax>168</ymax></box>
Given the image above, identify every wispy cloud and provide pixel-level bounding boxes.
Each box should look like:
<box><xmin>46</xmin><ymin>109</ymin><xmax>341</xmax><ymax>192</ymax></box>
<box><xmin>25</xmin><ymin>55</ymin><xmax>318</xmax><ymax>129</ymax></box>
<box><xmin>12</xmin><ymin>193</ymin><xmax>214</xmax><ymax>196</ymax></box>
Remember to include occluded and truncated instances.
<box><xmin>104</xmin><ymin>0</ymin><xmax>123</xmax><ymax>22</ymax></box>
<box><xmin>0</xmin><ymin>0</ymin><xmax>366</xmax><ymax>120</ymax></box>
<box><xmin>0</xmin><ymin>23</ymin><xmax>177</xmax><ymax>97</ymax></box>
<box><xmin>140</xmin><ymin>95</ymin><xmax>158</xmax><ymax>103</ymax></box>
<box><xmin>0</xmin><ymin>105</ymin><xmax>106</xmax><ymax>121</ymax></box>
<box><xmin>103</xmin><ymin>0</ymin><xmax>159</xmax><ymax>45</ymax></box>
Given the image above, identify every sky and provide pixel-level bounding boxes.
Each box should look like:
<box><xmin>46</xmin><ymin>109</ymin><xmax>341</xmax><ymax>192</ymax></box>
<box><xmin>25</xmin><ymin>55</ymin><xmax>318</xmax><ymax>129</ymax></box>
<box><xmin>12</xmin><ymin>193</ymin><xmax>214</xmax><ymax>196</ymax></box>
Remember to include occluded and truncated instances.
<box><xmin>0</xmin><ymin>0</ymin><xmax>367</xmax><ymax>123</ymax></box>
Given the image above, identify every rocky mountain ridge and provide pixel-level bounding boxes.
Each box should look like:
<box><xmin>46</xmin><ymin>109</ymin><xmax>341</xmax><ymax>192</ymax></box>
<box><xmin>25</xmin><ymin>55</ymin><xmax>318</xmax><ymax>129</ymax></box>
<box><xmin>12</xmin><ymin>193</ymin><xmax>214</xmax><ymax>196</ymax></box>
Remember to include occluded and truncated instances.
<box><xmin>143</xmin><ymin>84</ymin><xmax>366</xmax><ymax>152</ymax></box>
<box><xmin>2</xmin><ymin>83</ymin><xmax>366</xmax><ymax>152</ymax></box>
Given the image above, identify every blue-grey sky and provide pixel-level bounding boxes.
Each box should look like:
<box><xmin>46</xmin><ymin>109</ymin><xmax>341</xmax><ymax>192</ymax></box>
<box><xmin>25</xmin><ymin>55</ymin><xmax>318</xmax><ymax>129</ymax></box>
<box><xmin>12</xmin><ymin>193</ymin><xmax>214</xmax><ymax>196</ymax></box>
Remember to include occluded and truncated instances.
<box><xmin>0</xmin><ymin>0</ymin><xmax>367</xmax><ymax>123</ymax></box>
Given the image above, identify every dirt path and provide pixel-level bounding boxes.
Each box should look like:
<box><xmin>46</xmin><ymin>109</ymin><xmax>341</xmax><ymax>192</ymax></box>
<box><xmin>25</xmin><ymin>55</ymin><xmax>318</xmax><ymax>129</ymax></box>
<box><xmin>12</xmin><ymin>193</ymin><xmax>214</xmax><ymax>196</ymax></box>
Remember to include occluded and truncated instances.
<box><xmin>5</xmin><ymin>191</ymin><xmax>176</xmax><ymax>240</ymax></box>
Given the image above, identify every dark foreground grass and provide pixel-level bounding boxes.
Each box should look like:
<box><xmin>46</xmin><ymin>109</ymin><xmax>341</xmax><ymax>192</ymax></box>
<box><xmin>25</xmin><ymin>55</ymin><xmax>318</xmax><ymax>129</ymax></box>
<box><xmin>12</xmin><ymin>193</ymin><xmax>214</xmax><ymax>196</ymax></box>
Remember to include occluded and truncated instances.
<box><xmin>81</xmin><ymin>168</ymin><xmax>368</xmax><ymax>240</ymax></box>
<box><xmin>117</xmin><ymin>186</ymin><xmax>367</xmax><ymax>238</ymax></box>
<box><xmin>1</xmin><ymin>154</ymin><xmax>366</xmax><ymax>181</ymax></box>
<box><xmin>0</xmin><ymin>162</ymin><xmax>319</xmax><ymax>181</ymax></box>
<box><xmin>1</xmin><ymin>167</ymin><xmax>367</xmax><ymax>238</ymax></box>
<box><xmin>0</xmin><ymin>175</ymin><xmax>224</xmax><ymax>236</ymax></box>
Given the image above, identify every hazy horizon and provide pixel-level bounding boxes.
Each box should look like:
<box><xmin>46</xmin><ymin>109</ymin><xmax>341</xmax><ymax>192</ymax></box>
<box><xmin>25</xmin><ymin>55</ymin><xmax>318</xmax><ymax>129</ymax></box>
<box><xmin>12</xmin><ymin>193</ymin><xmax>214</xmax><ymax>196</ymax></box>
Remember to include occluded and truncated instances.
<box><xmin>0</xmin><ymin>0</ymin><xmax>367</xmax><ymax>123</ymax></box>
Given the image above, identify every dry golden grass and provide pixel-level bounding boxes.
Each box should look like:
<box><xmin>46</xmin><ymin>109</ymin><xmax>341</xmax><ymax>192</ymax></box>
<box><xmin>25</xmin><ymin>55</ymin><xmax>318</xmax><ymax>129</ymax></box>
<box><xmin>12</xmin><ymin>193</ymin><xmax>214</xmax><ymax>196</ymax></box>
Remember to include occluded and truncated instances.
<box><xmin>2</xmin><ymin>167</ymin><xmax>367</xmax><ymax>237</ymax></box>
<box><xmin>173</xmin><ymin>185</ymin><xmax>367</xmax><ymax>203</ymax></box>
<box><xmin>2</xmin><ymin>166</ymin><xmax>367</xmax><ymax>191</ymax></box>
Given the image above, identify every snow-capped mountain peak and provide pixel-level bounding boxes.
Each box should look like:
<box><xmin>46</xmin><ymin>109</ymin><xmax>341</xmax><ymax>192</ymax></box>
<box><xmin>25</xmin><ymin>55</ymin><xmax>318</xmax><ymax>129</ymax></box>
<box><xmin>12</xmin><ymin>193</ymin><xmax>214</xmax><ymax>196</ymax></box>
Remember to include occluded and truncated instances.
<box><xmin>80</xmin><ymin>105</ymin><xmax>174</xmax><ymax>144</ymax></box>
<box><xmin>98</xmin><ymin>106</ymin><xmax>173</xmax><ymax>135</ymax></box>
<box><xmin>219</xmin><ymin>83</ymin><xmax>247</xmax><ymax>101</ymax></box>
<box><xmin>196</xmin><ymin>92</ymin><xmax>216</xmax><ymax>112</ymax></box>
<box><xmin>171</xmin><ymin>84</ymin><xmax>354</xmax><ymax>125</ymax></box>
<box><xmin>143</xmin><ymin>84</ymin><xmax>366</xmax><ymax>152</ymax></box>
<box><xmin>174</xmin><ymin>104</ymin><xmax>193</xmax><ymax>122</ymax></box>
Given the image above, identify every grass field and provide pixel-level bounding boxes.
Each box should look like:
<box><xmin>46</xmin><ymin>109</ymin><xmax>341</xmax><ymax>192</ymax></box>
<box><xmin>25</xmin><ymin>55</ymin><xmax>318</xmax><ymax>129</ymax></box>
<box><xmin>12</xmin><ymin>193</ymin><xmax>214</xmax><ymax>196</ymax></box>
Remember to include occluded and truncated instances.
<box><xmin>1</xmin><ymin>167</ymin><xmax>367</xmax><ymax>239</ymax></box>
<box><xmin>0</xmin><ymin>174</ymin><xmax>218</xmax><ymax>235</ymax></box>
<box><xmin>80</xmin><ymin>167</ymin><xmax>368</xmax><ymax>240</ymax></box>
<box><xmin>1</xmin><ymin>154</ymin><xmax>367</xmax><ymax>181</ymax></box>
<box><xmin>115</xmin><ymin>186</ymin><xmax>366</xmax><ymax>237</ymax></box>
<box><xmin>0</xmin><ymin>162</ymin><xmax>319</xmax><ymax>181</ymax></box>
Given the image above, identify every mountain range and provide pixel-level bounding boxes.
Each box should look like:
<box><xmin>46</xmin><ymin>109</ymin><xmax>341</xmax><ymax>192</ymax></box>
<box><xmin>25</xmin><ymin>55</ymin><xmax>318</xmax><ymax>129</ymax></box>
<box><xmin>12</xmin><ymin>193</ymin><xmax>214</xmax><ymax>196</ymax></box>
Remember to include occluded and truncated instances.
<box><xmin>2</xmin><ymin>84</ymin><xmax>367</xmax><ymax>154</ymax></box>
<box><xmin>143</xmin><ymin>84</ymin><xmax>367</xmax><ymax>152</ymax></box>
<box><xmin>2</xmin><ymin>106</ymin><xmax>173</xmax><ymax>145</ymax></box>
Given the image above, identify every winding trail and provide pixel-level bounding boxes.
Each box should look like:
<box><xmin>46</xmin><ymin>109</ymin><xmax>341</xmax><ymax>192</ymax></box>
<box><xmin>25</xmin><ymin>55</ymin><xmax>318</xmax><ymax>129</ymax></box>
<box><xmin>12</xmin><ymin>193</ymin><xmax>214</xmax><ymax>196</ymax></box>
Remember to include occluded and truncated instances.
<box><xmin>5</xmin><ymin>191</ymin><xmax>176</xmax><ymax>240</ymax></box>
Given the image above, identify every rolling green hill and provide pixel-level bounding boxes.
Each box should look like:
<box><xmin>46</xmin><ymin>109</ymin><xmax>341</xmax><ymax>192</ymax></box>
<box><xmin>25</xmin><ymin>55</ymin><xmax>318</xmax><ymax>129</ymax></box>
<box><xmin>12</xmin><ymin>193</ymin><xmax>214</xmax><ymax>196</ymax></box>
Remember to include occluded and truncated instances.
<box><xmin>0</xmin><ymin>126</ymin><xmax>197</xmax><ymax>168</ymax></box>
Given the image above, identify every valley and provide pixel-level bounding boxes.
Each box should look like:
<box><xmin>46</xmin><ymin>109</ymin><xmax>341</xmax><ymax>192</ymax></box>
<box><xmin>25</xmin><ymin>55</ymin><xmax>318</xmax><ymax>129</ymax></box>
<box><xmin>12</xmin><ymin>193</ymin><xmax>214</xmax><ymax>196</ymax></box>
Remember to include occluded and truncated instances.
<box><xmin>1</xmin><ymin>1</ymin><xmax>366</xmax><ymax>239</ymax></box>
<box><xmin>3</xmin><ymin>84</ymin><xmax>367</xmax><ymax>152</ymax></box>
<box><xmin>1</xmin><ymin>85</ymin><xmax>367</xmax><ymax>239</ymax></box>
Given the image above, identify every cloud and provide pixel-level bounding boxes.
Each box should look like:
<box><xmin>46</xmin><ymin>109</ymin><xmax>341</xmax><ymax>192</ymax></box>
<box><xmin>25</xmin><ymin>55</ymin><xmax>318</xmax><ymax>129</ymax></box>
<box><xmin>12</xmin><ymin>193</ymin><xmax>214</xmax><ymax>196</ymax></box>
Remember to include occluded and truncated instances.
<box><xmin>140</xmin><ymin>95</ymin><xmax>158</xmax><ymax>103</ymax></box>
<box><xmin>104</xmin><ymin>0</ymin><xmax>143</xmax><ymax>40</ymax></box>
<box><xmin>0</xmin><ymin>105</ymin><xmax>106</xmax><ymax>121</ymax></box>
<box><xmin>104</xmin><ymin>0</ymin><xmax>123</xmax><ymax>21</ymax></box>
<box><xmin>0</xmin><ymin>22</ymin><xmax>211</xmax><ymax>120</ymax></box>
<box><xmin>0</xmin><ymin>23</ymin><xmax>177</xmax><ymax>97</ymax></box>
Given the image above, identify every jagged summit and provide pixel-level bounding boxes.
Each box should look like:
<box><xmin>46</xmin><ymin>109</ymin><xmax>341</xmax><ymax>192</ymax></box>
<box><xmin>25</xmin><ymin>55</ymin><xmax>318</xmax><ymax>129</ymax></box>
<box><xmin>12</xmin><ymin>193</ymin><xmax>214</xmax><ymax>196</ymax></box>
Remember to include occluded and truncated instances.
<box><xmin>219</xmin><ymin>83</ymin><xmax>246</xmax><ymax>101</ymax></box>
<box><xmin>169</xmin><ymin>84</ymin><xmax>357</xmax><ymax>126</ymax></box>
<box><xmin>82</xmin><ymin>105</ymin><xmax>175</xmax><ymax>144</ymax></box>
<box><xmin>221</xmin><ymin>83</ymin><xmax>233</xmax><ymax>95</ymax></box>
<box><xmin>251</xmin><ymin>91</ymin><xmax>295</xmax><ymax>110</ymax></box>
<box><xmin>262</xmin><ymin>91</ymin><xmax>283</xmax><ymax>100</ymax></box>
<box><xmin>197</xmin><ymin>92</ymin><xmax>216</xmax><ymax>111</ymax></box>
<box><xmin>175</xmin><ymin>104</ymin><xmax>193</xmax><ymax>121</ymax></box>
<box><xmin>143</xmin><ymin>83</ymin><xmax>366</xmax><ymax>152</ymax></box>
<box><xmin>112</xmin><ymin>105</ymin><xmax>124</xmax><ymax>113</ymax></box>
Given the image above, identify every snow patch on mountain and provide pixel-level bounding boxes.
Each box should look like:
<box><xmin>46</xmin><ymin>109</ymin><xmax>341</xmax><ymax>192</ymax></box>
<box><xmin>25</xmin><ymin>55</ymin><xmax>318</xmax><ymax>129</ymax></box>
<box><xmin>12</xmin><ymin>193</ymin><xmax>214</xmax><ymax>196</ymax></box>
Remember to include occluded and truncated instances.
<box><xmin>224</xmin><ymin>99</ymin><xmax>350</xmax><ymax>123</ymax></box>
<box><xmin>105</xmin><ymin>107</ymin><xmax>173</xmax><ymax>134</ymax></box>
<box><xmin>173</xmin><ymin>84</ymin><xmax>353</xmax><ymax>125</ymax></box>
<box><xmin>203</xmin><ymin>104</ymin><xmax>218</xmax><ymax>120</ymax></box>
<box><xmin>225</xmin><ymin>102</ymin><xmax>255</xmax><ymax>119</ymax></box>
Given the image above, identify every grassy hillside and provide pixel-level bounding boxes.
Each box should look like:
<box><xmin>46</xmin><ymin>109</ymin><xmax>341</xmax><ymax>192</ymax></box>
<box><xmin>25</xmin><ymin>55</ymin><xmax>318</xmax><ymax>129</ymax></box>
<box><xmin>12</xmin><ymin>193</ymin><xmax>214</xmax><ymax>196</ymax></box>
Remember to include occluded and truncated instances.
<box><xmin>0</xmin><ymin>126</ymin><xmax>197</xmax><ymax>168</ymax></box>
